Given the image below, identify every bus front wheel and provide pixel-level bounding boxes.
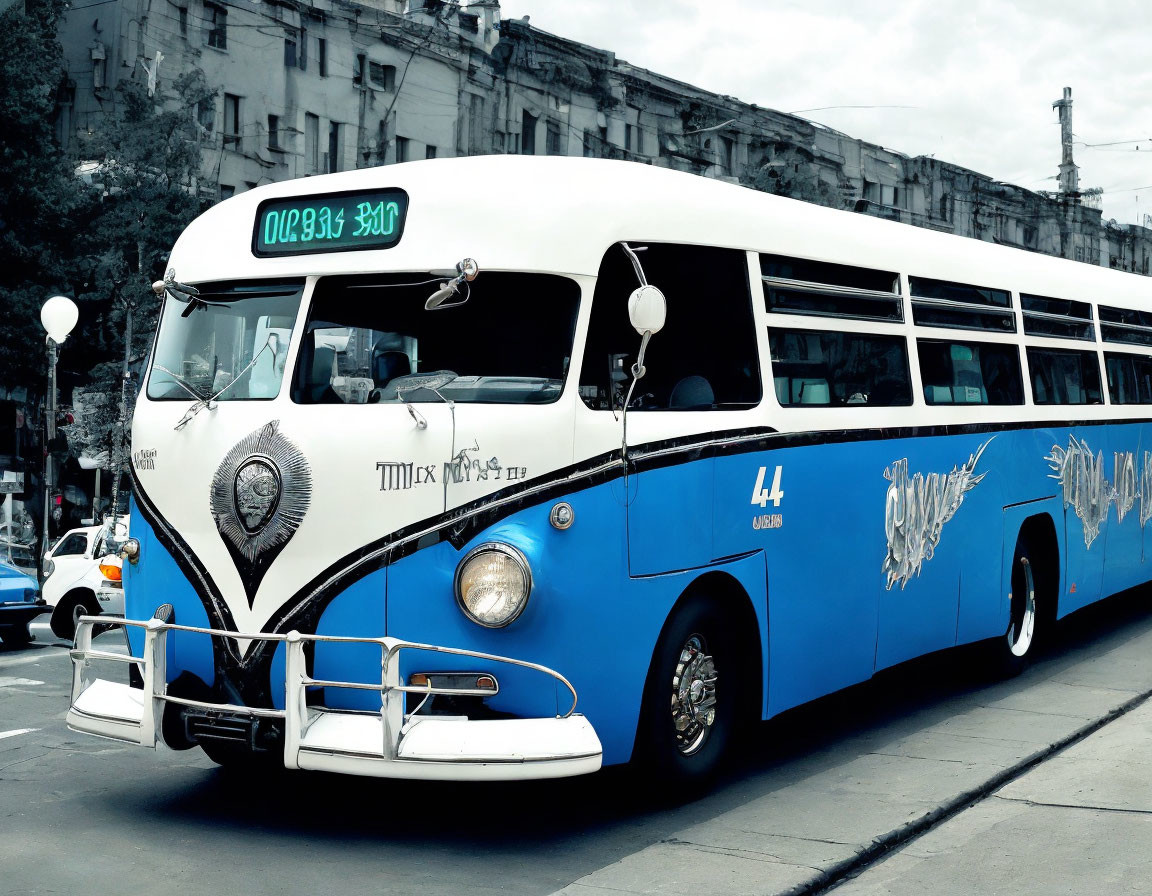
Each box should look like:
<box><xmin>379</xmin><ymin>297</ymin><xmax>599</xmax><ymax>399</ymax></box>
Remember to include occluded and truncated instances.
<box><xmin>636</xmin><ymin>596</ymin><xmax>742</xmax><ymax>789</ymax></box>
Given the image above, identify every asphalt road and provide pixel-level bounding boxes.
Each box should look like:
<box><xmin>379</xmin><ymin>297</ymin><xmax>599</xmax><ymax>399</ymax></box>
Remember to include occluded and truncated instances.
<box><xmin>4</xmin><ymin>589</ymin><xmax>1152</xmax><ymax>896</ymax></box>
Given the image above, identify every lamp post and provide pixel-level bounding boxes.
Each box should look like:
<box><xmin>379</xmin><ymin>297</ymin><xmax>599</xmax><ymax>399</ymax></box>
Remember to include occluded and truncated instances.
<box><xmin>39</xmin><ymin>296</ymin><xmax>78</xmax><ymax>578</ymax></box>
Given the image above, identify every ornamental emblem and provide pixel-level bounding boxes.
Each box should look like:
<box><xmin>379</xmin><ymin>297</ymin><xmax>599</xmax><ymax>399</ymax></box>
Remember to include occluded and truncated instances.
<box><xmin>210</xmin><ymin>421</ymin><xmax>311</xmax><ymax>607</ymax></box>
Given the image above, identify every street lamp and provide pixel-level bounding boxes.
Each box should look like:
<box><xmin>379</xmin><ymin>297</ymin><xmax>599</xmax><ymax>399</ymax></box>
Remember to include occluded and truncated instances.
<box><xmin>39</xmin><ymin>296</ymin><xmax>78</xmax><ymax>577</ymax></box>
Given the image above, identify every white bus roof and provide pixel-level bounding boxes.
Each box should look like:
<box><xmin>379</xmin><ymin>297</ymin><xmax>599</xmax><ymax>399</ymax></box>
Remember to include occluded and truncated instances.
<box><xmin>171</xmin><ymin>155</ymin><xmax>1152</xmax><ymax>308</ymax></box>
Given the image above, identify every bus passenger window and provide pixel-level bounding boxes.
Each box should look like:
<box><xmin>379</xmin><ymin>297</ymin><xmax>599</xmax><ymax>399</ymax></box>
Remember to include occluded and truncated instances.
<box><xmin>916</xmin><ymin>340</ymin><xmax>1023</xmax><ymax>406</ymax></box>
<box><xmin>1026</xmin><ymin>347</ymin><xmax>1102</xmax><ymax>405</ymax></box>
<box><xmin>580</xmin><ymin>243</ymin><xmax>761</xmax><ymax>411</ymax></box>
<box><xmin>768</xmin><ymin>328</ymin><xmax>912</xmax><ymax>407</ymax></box>
<box><xmin>1105</xmin><ymin>352</ymin><xmax>1152</xmax><ymax>404</ymax></box>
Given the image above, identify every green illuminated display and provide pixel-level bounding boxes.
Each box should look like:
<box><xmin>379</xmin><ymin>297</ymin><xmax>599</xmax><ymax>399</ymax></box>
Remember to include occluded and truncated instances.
<box><xmin>253</xmin><ymin>189</ymin><xmax>408</xmax><ymax>256</ymax></box>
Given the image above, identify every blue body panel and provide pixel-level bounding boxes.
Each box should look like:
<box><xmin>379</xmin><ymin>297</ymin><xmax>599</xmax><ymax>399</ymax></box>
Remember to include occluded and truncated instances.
<box><xmin>125</xmin><ymin>421</ymin><xmax>1152</xmax><ymax>767</ymax></box>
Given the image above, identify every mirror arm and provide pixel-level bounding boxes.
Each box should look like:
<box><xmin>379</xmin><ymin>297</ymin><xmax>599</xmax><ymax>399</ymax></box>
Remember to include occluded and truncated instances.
<box><xmin>619</xmin><ymin>242</ymin><xmax>648</xmax><ymax>287</ymax></box>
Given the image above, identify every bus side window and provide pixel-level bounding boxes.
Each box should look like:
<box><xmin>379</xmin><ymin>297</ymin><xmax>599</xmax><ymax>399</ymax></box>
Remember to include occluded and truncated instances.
<box><xmin>768</xmin><ymin>328</ymin><xmax>912</xmax><ymax>407</ymax></box>
<box><xmin>917</xmin><ymin>339</ymin><xmax>1023</xmax><ymax>406</ymax></box>
<box><xmin>1026</xmin><ymin>347</ymin><xmax>1102</xmax><ymax>405</ymax></box>
<box><xmin>579</xmin><ymin>243</ymin><xmax>761</xmax><ymax>411</ymax></box>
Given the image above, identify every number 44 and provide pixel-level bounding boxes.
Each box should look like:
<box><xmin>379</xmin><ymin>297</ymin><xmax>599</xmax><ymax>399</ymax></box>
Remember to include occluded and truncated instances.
<box><xmin>751</xmin><ymin>466</ymin><xmax>784</xmax><ymax>508</ymax></box>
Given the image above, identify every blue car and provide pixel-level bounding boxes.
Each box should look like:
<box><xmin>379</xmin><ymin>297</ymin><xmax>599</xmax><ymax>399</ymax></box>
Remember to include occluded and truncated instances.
<box><xmin>0</xmin><ymin>561</ymin><xmax>46</xmax><ymax>647</ymax></box>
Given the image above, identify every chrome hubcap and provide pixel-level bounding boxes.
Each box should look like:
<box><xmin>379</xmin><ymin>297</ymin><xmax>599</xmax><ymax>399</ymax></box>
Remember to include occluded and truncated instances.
<box><xmin>1007</xmin><ymin>556</ymin><xmax>1036</xmax><ymax>658</ymax></box>
<box><xmin>670</xmin><ymin>634</ymin><xmax>718</xmax><ymax>756</ymax></box>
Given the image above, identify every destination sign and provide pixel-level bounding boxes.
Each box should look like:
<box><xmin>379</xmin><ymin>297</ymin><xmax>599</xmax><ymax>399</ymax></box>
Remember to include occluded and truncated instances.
<box><xmin>253</xmin><ymin>189</ymin><xmax>409</xmax><ymax>257</ymax></box>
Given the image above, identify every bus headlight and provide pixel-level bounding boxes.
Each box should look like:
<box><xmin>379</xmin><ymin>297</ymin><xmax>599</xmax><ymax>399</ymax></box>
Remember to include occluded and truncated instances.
<box><xmin>454</xmin><ymin>542</ymin><xmax>533</xmax><ymax>628</ymax></box>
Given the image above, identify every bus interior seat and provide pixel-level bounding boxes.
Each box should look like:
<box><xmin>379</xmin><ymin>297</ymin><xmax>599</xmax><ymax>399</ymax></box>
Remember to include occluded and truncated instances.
<box><xmin>669</xmin><ymin>375</ymin><xmax>715</xmax><ymax>408</ymax></box>
<box><xmin>306</xmin><ymin>345</ymin><xmax>342</xmax><ymax>403</ymax></box>
<box><xmin>926</xmin><ymin>384</ymin><xmax>952</xmax><ymax>403</ymax></box>
<box><xmin>372</xmin><ymin>341</ymin><xmax>411</xmax><ymax>390</ymax></box>
<box><xmin>794</xmin><ymin>378</ymin><xmax>830</xmax><ymax>405</ymax></box>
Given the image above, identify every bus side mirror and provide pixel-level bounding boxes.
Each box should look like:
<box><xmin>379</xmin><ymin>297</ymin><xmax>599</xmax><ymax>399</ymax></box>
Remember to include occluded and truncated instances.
<box><xmin>627</xmin><ymin>285</ymin><xmax>666</xmax><ymax>381</ymax></box>
<box><xmin>628</xmin><ymin>285</ymin><xmax>666</xmax><ymax>336</ymax></box>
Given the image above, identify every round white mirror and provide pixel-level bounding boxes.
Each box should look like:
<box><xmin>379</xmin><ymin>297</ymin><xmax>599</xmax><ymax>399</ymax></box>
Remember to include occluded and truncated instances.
<box><xmin>627</xmin><ymin>285</ymin><xmax>666</xmax><ymax>336</ymax></box>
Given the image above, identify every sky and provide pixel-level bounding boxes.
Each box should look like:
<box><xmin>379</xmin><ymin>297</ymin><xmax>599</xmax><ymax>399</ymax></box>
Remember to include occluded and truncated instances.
<box><xmin>496</xmin><ymin>0</ymin><xmax>1152</xmax><ymax>227</ymax></box>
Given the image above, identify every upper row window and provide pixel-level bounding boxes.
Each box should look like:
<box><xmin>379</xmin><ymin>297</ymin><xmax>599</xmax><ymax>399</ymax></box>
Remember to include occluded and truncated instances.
<box><xmin>1021</xmin><ymin>293</ymin><xmax>1095</xmax><ymax>341</ymax></box>
<box><xmin>909</xmin><ymin>276</ymin><xmax>1016</xmax><ymax>333</ymax></box>
<box><xmin>1099</xmin><ymin>305</ymin><xmax>1152</xmax><ymax>347</ymax></box>
<box><xmin>761</xmin><ymin>255</ymin><xmax>902</xmax><ymax>323</ymax></box>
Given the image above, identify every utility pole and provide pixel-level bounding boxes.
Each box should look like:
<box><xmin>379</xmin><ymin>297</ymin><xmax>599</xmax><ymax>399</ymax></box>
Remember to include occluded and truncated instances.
<box><xmin>1053</xmin><ymin>87</ymin><xmax>1080</xmax><ymax>196</ymax></box>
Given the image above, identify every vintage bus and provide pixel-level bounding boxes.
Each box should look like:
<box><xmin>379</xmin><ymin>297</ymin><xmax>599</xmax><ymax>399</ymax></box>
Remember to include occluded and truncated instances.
<box><xmin>66</xmin><ymin>155</ymin><xmax>1152</xmax><ymax>783</ymax></box>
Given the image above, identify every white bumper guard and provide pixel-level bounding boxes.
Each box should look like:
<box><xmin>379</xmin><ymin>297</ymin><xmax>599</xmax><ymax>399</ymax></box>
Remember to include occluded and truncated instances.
<box><xmin>66</xmin><ymin>617</ymin><xmax>603</xmax><ymax>780</ymax></box>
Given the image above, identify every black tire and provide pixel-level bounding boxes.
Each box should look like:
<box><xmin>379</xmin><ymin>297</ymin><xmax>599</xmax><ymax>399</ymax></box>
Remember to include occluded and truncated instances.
<box><xmin>992</xmin><ymin>534</ymin><xmax>1041</xmax><ymax>677</ymax></box>
<box><xmin>50</xmin><ymin>592</ymin><xmax>98</xmax><ymax>641</ymax></box>
<box><xmin>0</xmin><ymin>626</ymin><xmax>33</xmax><ymax>647</ymax></box>
<box><xmin>635</xmin><ymin>595</ymin><xmax>743</xmax><ymax>789</ymax></box>
<box><xmin>200</xmin><ymin>739</ymin><xmax>281</xmax><ymax>775</ymax></box>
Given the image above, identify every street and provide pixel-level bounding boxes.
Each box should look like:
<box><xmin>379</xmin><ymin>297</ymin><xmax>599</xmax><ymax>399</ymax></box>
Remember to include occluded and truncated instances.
<box><xmin>3</xmin><ymin>589</ymin><xmax>1152</xmax><ymax>896</ymax></box>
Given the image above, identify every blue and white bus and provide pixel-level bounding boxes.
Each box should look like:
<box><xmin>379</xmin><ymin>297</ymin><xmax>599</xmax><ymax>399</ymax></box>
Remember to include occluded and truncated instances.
<box><xmin>66</xmin><ymin>155</ymin><xmax>1152</xmax><ymax>783</ymax></box>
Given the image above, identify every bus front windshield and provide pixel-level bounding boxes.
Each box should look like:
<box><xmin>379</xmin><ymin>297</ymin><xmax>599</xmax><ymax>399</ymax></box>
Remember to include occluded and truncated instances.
<box><xmin>147</xmin><ymin>280</ymin><xmax>306</xmax><ymax>402</ymax></box>
<box><xmin>293</xmin><ymin>272</ymin><xmax>580</xmax><ymax>405</ymax></box>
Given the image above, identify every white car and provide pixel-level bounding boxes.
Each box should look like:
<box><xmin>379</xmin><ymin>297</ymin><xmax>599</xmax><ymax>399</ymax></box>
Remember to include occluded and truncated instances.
<box><xmin>43</xmin><ymin>517</ymin><xmax>129</xmax><ymax>639</ymax></box>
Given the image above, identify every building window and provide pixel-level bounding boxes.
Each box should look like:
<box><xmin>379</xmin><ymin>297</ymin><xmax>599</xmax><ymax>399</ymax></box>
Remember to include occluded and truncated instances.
<box><xmin>304</xmin><ymin>112</ymin><xmax>319</xmax><ymax>173</ymax></box>
<box><xmin>546</xmin><ymin>120</ymin><xmax>561</xmax><ymax>155</ymax></box>
<box><xmin>327</xmin><ymin>121</ymin><xmax>341</xmax><ymax>173</ymax></box>
<box><xmin>196</xmin><ymin>97</ymin><xmax>214</xmax><ymax>132</ymax></box>
<box><xmin>521</xmin><ymin>110</ymin><xmax>536</xmax><ymax>155</ymax></box>
<box><xmin>353</xmin><ymin>54</ymin><xmax>366</xmax><ymax>87</ymax></box>
<box><xmin>425</xmin><ymin>144</ymin><xmax>437</xmax><ymax>159</ymax></box>
<box><xmin>317</xmin><ymin>38</ymin><xmax>327</xmax><ymax>76</ymax></box>
<box><xmin>178</xmin><ymin>6</ymin><xmax>188</xmax><ymax>37</ymax></box>
<box><xmin>223</xmin><ymin>93</ymin><xmax>240</xmax><ymax>149</ymax></box>
<box><xmin>267</xmin><ymin>114</ymin><xmax>279</xmax><ymax>150</ymax></box>
<box><xmin>219</xmin><ymin>184</ymin><xmax>235</xmax><ymax>200</ymax></box>
<box><xmin>395</xmin><ymin>136</ymin><xmax>409</xmax><ymax>163</ymax></box>
<box><xmin>206</xmin><ymin>3</ymin><xmax>227</xmax><ymax>50</ymax></box>
<box><xmin>369</xmin><ymin>62</ymin><xmax>395</xmax><ymax>91</ymax></box>
<box><xmin>90</xmin><ymin>42</ymin><xmax>106</xmax><ymax>89</ymax></box>
<box><xmin>284</xmin><ymin>32</ymin><xmax>297</xmax><ymax>67</ymax></box>
<box><xmin>720</xmin><ymin>136</ymin><xmax>734</xmax><ymax>173</ymax></box>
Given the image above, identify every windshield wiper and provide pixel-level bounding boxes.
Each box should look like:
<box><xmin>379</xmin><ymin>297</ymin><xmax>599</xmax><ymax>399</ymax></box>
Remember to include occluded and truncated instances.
<box><xmin>169</xmin><ymin>334</ymin><xmax>281</xmax><ymax>430</ymax></box>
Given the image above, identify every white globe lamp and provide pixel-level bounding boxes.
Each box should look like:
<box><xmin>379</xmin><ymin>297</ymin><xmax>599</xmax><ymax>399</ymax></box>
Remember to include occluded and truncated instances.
<box><xmin>41</xmin><ymin>295</ymin><xmax>79</xmax><ymax>344</ymax></box>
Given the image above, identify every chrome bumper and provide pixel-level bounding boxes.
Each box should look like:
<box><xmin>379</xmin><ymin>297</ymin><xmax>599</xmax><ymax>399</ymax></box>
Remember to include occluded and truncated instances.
<box><xmin>66</xmin><ymin>617</ymin><xmax>602</xmax><ymax>781</ymax></box>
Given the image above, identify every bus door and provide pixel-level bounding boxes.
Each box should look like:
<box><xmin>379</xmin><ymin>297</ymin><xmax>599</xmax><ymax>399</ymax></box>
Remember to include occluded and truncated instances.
<box><xmin>575</xmin><ymin>242</ymin><xmax>763</xmax><ymax>576</ymax></box>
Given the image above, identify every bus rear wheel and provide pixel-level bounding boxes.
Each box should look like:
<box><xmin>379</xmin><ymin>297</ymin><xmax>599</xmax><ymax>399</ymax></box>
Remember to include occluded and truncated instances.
<box><xmin>636</xmin><ymin>596</ymin><xmax>742</xmax><ymax>789</ymax></box>
<box><xmin>994</xmin><ymin>535</ymin><xmax>1041</xmax><ymax>676</ymax></box>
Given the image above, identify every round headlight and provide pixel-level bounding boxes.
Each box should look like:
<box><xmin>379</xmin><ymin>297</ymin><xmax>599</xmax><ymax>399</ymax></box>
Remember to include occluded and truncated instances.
<box><xmin>454</xmin><ymin>542</ymin><xmax>533</xmax><ymax>628</ymax></box>
<box><xmin>43</xmin><ymin>558</ymin><xmax>55</xmax><ymax>579</ymax></box>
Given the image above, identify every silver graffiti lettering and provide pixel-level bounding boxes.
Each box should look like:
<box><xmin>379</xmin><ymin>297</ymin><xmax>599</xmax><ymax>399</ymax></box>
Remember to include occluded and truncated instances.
<box><xmin>1141</xmin><ymin>452</ymin><xmax>1152</xmax><ymax>529</ymax></box>
<box><xmin>883</xmin><ymin>439</ymin><xmax>991</xmax><ymax>591</ymax></box>
<box><xmin>1114</xmin><ymin>451</ymin><xmax>1137</xmax><ymax>524</ymax></box>
<box><xmin>1047</xmin><ymin>437</ymin><xmax>1112</xmax><ymax>548</ymax></box>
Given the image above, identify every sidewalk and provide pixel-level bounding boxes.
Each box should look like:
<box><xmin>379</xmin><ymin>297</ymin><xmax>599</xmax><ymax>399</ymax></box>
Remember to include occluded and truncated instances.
<box><xmin>549</xmin><ymin>599</ymin><xmax>1152</xmax><ymax>896</ymax></box>
<box><xmin>829</xmin><ymin>696</ymin><xmax>1152</xmax><ymax>894</ymax></box>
